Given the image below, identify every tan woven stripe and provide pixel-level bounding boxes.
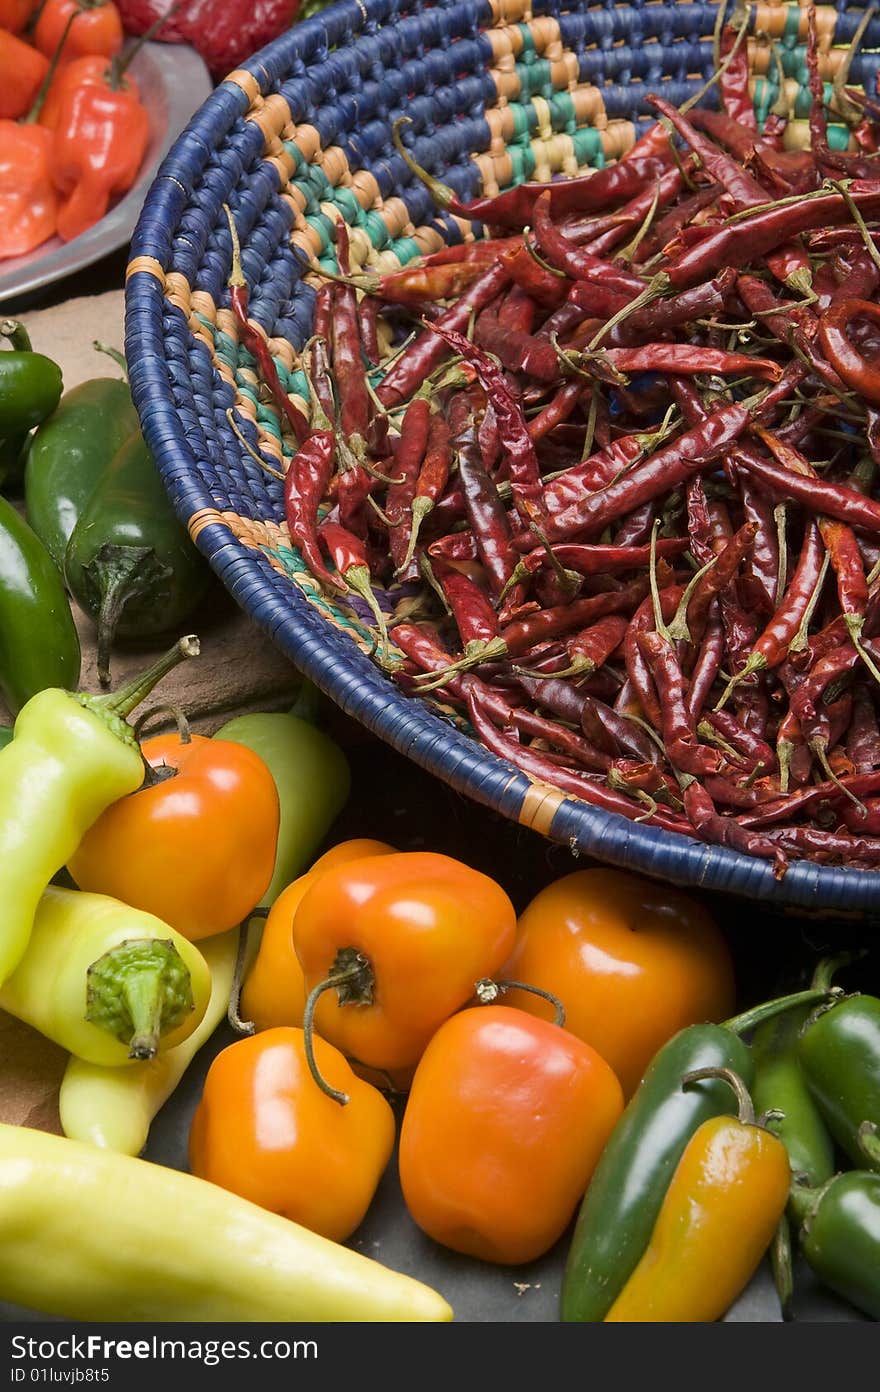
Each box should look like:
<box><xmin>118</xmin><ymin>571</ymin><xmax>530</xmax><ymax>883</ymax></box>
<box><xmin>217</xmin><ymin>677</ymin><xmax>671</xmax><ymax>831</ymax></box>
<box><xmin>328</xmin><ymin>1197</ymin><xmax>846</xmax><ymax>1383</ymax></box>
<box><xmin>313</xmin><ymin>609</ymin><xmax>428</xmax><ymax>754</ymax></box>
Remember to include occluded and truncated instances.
<box><xmin>519</xmin><ymin>782</ymin><xmax>566</xmax><ymax>835</ymax></box>
<box><xmin>126</xmin><ymin>256</ymin><xmax>165</xmax><ymax>283</ymax></box>
<box><xmin>225</xmin><ymin>69</ymin><xmax>262</xmax><ymax>103</ymax></box>
<box><xmin>189</xmin><ymin>508</ymin><xmax>226</xmax><ymax>544</ymax></box>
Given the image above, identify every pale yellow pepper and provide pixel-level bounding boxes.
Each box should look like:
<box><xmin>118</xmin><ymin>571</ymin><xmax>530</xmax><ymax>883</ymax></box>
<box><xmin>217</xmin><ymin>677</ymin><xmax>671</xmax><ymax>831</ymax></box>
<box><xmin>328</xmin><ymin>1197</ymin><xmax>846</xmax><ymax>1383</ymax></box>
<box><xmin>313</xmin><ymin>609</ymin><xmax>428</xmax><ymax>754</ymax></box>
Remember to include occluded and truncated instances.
<box><xmin>59</xmin><ymin>929</ymin><xmax>238</xmax><ymax>1155</ymax></box>
<box><xmin>0</xmin><ymin>1123</ymin><xmax>453</xmax><ymax>1322</ymax></box>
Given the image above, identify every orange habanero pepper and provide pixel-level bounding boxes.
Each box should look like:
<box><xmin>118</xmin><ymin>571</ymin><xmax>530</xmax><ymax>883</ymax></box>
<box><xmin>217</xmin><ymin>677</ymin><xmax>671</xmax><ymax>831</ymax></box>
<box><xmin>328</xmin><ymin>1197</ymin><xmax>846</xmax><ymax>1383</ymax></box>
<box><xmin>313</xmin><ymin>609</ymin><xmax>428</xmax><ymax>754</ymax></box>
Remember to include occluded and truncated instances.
<box><xmin>189</xmin><ymin>1027</ymin><xmax>395</xmax><ymax>1244</ymax></box>
<box><xmin>604</xmin><ymin>1067</ymin><xmax>791</xmax><ymax>1322</ymax></box>
<box><xmin>67</xmin><ymin>731</ymin><xmax>279</xmax><ymax>942</ymax></box>
<box><xmin>51</xmin><ymin>73</ymin><xmax>149</xmax><ymax>242</ymax></box>
<box><xmin>399</xmin><ymin>1001</ymin><xmax>624</xmax><ymax>1265</ymax></box>
<box><xmin>0</xmin><ymin>0</ymin><xmax>38</xmax><ymax>32</ymax></box>
<box><xmin>503</xmin><ymin>868</ymin><xmax>735</xmax><ymax>1098</ymax></box>
<box><xmin>240</xmin><ymin>839</ymin><xmax>397</xmax><ymax>1035</ymax></box>
<box><xmin>0</xmin><ymin>28</ymin><xmax>49</xmax><ymax>120</ymax></box>
<box><xmin>293</xmin><ymin>852</ymin><xmax>517</xmax><ymax>1075</ymax></box>
<box><xmin>38</xmin><ymin>51</ymin><xmax>139</xmax><ymax>130</ymax></box>
<box><xmin>35</xmin><ymin>0</ymin><xmax>123</xmax><ymax>62</ymax></box>
<box><xmin>0</xmin><ymin>121</ymin><xmax>57</xmax><ymax>258</ymax></box>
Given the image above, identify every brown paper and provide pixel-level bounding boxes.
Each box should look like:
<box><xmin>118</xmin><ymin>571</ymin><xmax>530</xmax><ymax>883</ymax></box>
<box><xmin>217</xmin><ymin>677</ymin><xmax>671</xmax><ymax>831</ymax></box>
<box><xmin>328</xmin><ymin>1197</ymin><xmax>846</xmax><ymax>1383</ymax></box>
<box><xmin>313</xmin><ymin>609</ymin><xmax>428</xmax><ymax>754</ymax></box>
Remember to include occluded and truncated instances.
<box><xmin>0</xmin><ymin>1011</ymin><xmax>66</xmax><ymax>1134</ymax></box>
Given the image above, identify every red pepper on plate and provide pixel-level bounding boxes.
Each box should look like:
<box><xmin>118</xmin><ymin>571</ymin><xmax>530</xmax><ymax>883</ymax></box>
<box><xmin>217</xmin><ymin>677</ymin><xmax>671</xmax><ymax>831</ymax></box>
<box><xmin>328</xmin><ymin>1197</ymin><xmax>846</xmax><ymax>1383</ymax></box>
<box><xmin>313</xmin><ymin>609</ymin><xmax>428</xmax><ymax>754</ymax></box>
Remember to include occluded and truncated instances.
<box><xmin>50</xmin><ymin>71</ymin><xmax>149</xmax><ymax>241</ymax></box>
<box><xmin>115</xmin><ymin>0</ymin><xmax>300</xmax><ymax>79</ymax></box>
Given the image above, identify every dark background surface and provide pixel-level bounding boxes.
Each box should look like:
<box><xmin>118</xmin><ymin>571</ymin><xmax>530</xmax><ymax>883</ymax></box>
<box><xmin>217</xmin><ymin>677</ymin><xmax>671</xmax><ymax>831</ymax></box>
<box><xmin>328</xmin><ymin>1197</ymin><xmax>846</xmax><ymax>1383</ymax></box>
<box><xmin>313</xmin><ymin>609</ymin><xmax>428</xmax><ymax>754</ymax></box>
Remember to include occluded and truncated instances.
<box><xmin>1</xmin><ymin>253</ymin><xmax>877</xmax><ymax>1325</ymax></box>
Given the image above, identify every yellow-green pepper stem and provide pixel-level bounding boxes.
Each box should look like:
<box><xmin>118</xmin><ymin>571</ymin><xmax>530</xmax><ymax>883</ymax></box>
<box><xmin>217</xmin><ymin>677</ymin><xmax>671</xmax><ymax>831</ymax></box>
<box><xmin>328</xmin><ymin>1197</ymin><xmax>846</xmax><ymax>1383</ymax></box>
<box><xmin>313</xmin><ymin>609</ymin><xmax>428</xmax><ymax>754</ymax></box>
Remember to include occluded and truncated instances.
<box><xmin>0</xmin><ymin>886</ymin><xmax>211</xmax><ymax>1066</ymax></box>
<box><xmin>60</xmin><ymin>929</ymin><xmax>239</xmax><ymax>1156</ymax></box>
<box><xmin>86</xmin><ymin>937</ymin><xmax>194</xmax><ymax>1061</ymax></box>
<box><xmin>0</xmin><ymin>1122</ymin><xmax>453</xmax><ymax>1321</ymax></box>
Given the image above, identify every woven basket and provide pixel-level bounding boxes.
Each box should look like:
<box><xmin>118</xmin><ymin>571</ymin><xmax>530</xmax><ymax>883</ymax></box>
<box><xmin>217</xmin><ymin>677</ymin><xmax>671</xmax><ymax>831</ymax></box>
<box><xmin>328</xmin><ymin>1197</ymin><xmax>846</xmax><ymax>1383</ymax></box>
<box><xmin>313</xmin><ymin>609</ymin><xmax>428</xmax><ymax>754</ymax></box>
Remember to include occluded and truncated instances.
<box><xmin>125</xmin><ymin>0</ymin><xmax>880</xmax><ymax>916</ymax></box>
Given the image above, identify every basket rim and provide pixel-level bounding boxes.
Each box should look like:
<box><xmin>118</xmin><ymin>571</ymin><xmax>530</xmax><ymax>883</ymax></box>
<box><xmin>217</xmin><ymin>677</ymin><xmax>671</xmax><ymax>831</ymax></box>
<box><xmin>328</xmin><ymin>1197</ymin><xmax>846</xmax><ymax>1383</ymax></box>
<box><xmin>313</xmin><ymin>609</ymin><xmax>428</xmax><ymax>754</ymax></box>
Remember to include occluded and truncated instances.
<box><xmin>125</xmin><ymin>0</ymin><xmax>880</xmax><ymax>915</ymax></box>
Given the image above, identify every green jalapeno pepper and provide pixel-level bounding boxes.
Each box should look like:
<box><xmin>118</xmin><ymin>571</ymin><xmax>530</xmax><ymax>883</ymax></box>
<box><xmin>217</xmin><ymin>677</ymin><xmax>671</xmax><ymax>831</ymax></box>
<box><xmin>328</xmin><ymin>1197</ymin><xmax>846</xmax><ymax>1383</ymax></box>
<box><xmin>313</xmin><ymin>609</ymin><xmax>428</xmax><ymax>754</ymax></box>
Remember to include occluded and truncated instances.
<box><xmin>0</xmin><ymin>885</ymin><xmax>212</xmax><ymax>1064</ymax></box>
<box><xmin>560</xmin><ymin>986</ymin><xmax>836</xmax><ymax>1323</ymax></box>
<box><xmin>63</xmin><ymin>431</ymin><xmax>211</xmax><ymax>687</ymax></box>
<box><xmin>799</xmin><ymin>993</ymin><xmax>880</xmax><ymax>1171</ymax></box>
<box><xmin>0</xmin><ymin>494</ymin><xmax>81</xmax><ymax>713</ymax></box>
<box><xmin>0</xmin><ymin>636</ymin><xmax>198</xmax><ymax>987</ymax></box>
<box><xmin>0</xmin><ymin>319</ymin><xmax>62</xmax><ymax>438</ymax></box>
<box><xmin>751</xmin><ymin>957</ymin><xmax>846</xmax><ymax>1189</ymax></box>
<box><xmin>790</xmin><ymin>1172</ymin><xmax>880</xmax><ymax>1320</ymax></box>
<box><xmin>24</xmin><ymin>375</ymin><xmax>139</xmax><ymax>567</ymax></box>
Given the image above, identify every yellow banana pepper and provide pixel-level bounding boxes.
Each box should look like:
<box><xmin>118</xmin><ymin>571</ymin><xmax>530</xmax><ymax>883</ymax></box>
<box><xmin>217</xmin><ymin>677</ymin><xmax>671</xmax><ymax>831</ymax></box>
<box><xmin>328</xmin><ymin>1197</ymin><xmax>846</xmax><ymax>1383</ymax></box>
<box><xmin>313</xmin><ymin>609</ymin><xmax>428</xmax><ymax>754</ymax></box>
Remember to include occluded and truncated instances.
<box><xmin>0</xmin><ymin>886</ymin><xmax>211</xmax><ymax>1065</ymax></box>
<box><xmin>59</xmin><ymin>929</ymin><xmax>238</xmax><ymax>1155</ymax></box>
<box><xmin>0</xmin><ymin>1123</ymin><xmax>454</xmax><ymax>1322</ymax></box>
<box><xmin>0</xmin><ymin>636</ymin><xmax>198</xmax><ymax>987</ymax></box>
<box><xmin>605</xmin><ymin>1066</ymin><xmax>790</xmax><ymax>1322</ymax></box>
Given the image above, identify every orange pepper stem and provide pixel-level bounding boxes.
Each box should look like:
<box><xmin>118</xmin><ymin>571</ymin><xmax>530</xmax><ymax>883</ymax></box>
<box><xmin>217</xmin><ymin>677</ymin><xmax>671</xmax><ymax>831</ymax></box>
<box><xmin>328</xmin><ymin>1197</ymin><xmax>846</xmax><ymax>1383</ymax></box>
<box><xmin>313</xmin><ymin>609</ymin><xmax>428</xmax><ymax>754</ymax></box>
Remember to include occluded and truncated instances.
<box><xmin>303</xmin><ymin>949</ymin><xmax>376</xmax><ymax>1106</ymax></box>
<box><xmin>24</xmin><ymin>4</ymin><xmax>80</xmax><ymax>122</ymax></box>
<box><xmin>132</xmin><ymin>702</ymin><xmax>193</xmax><ymax>746</ymax></box>
<box><xmin>682</xmin><ymin>1065</ymin><xmax>756</xmax><ymax>1125</ymax></box>
<box><xmin>227</xmin><ymin>915</ymin><xmax>265</xmax><ymax>1037</ymax></box>
<box><xmin>105</xmin><ymin>0</ymin><xmax>183</xmax><ymax>90</ymax></box>
<box><xmin>474</xmin><ymin>976</ymin><xmax>566</xmax><ymax>1029</ymax></box>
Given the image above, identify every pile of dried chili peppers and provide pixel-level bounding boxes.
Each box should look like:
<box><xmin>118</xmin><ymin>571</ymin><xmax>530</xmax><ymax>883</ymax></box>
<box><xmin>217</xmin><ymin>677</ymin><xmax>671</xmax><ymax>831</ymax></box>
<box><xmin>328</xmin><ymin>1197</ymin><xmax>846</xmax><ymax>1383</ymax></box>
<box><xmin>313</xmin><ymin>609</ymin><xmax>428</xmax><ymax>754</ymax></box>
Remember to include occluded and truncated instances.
<box><xmin>258</xmin><ymin>9</ymin><xmax>880</xmax><ymax>875</ymax></box>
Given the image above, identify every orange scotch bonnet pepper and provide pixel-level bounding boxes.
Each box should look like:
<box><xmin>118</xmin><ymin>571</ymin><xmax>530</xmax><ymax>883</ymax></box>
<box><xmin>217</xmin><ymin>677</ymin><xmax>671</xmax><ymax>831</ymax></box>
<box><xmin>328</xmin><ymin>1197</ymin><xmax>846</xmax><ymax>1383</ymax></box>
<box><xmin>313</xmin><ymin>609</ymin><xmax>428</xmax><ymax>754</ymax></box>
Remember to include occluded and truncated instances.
<box><xmin>503</xmin><ymin>868</ymin><xmax>735</xmax><ymax>1097</ymax></box>
<box><xmin>50</xmin><ymin>71</ymin><xmax>149</xmax><ymax>242</ymax></box>
<box><xmin>0</xmin><ymin>121</ymin><xmax>57</xmax><ymax>258</ymax></box>
<box><xmin>189</xmin><ymin>1027</ymin><xmax>395</xmax><ymax>1244</ymax></box>
<box><xmin>399</xmin><ymin>1000</ymin><xmax>625</xmax><ymax>1264</ymax></box>
<box><xmin>240</xmin><ymin>838</ymin><xmax>396</xmax><ymax>1034</ymax></box>
<box><xmin>604</xmin><ymin>1067</ymin><xmax>791</xmax><ymax>1322</ymax></box>
<box><xmin>293</xmin><ymin>851</ymin><xmax>518</xmax><ymax>1075</ymax></box>
<box><xmin>67</xmin><ymin>730</ymin><xmax>279</xmax><ymax>941</ymax></box>
<box><xmin>35</xmin><ymin>0</ymin><xmax>123</xmax><ymax>62</ymax></box>
<box><xmin>38</xmin><ymin>51</ymin><xmax>140</xmax><ymax>130</ymax></box>
<box><xmin>0</xmin><ymin>28</ymin><xmax>49</xmax><ymax>120</ymax></box>
<box><xmin>0</xmin><ymin>0</ymin><xmax>38</xmax><ymax>31</ymax></box>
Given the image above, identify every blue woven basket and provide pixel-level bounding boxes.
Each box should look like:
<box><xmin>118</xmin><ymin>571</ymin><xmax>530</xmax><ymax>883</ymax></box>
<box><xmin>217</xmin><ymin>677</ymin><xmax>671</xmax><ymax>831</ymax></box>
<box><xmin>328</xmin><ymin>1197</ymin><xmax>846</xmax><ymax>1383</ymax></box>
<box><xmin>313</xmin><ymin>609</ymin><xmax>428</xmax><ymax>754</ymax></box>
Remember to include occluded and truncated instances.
<box><xmin>125</xmin><ymin>0</ymin><xmax>880</xmax><ymax>917</ymax></box>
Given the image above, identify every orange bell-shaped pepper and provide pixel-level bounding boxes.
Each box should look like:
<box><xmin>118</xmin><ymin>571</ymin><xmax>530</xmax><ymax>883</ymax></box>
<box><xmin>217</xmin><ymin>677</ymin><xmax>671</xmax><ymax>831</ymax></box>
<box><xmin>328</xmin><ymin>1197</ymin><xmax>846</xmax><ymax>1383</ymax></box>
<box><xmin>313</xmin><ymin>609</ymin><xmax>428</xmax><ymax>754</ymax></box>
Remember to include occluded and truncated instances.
<box><xmin>51</xmin><ymin>77</ymin><xmax>149</xmax><ymax>242</ymax></box>
<box><xmin>0</xmin><ymin>1</ymin><xmax>38</xmax><ymax>32</ymax></box>
<box><xmin>38</xmin><ymin>52</ymin><xmax>139</xmax><ymax>130</ymax></box>
<box><xmin>34</xmin><ymin>0</ymin><xmax>123</xmax><ymax>61</ymax></box>
<box><xmin>189</xmin><ymin>1027</ymin><xmax>396</xmax><ymax>1244</ymax></box>
<box><xmin>240</xmin><ymin>839</ymin><xmax>397</xmax><ymax>1034</ymax></box>
<box><xmin>67</xmin><ymin>732</ymin><xmax>280</xmax><ymax>941</ymax></box>
<box><xmin>293</xmin><ymin>851</ymin><xmax>518</xmax><ymax>1074</ymax></box>
<box><xmin>0</xmin><ymin>28</ymin><xmax>49</xmax><ymax>120</ymax></box>
<box><xmin>0</xmin><ymin>120</ymin><xmax>58</xmax><ymax>258</ymax></box>
<box><xmin>399</xmin><ymin>1001</ymin><xmax>625</xmax><ymax>1265</ymax></box>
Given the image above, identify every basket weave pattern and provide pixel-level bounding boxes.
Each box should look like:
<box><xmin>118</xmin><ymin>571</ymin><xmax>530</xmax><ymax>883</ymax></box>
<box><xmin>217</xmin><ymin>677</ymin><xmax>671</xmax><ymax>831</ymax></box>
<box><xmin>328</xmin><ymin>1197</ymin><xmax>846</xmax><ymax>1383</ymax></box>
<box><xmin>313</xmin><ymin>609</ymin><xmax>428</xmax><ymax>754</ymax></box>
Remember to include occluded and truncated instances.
<box><xmin>126</xmin><ymin>0</ymin><xmax>880</xmax><ymax>913</ymax></box>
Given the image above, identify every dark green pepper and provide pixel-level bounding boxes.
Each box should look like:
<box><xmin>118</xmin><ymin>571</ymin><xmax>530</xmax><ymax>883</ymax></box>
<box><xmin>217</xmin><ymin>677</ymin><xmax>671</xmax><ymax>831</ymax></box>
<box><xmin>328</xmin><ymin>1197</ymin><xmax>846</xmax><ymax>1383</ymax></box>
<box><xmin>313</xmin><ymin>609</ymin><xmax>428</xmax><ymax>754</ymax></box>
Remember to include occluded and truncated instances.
<box><xmin>799</xmin><ymin>994</ymin><xmax>880</xmax><ymax>1171</ymax></box>
<box><xmin>24</xmin><ymin>376</ymin><xmax>138</xmax><ymax>567</ymax></box>
<box><xmin>0</xmin><ymin>725</ymin><xmax>12</xmax><ymax>751</ymax></box>
<box><xmin>0</xmin><ymin>495</ymin><xmax>80</xmax><ymax>714</ymax></box>
<box><xmin>560</xmin><ymin>987</ymin><xmax>836</xmax><ymax>1323</ymax></box>
<box><xmin>790</xmin><ymin>1173</ymin><xmax>880</xmax><ymax>1320</ymax></box>
<box><xmin>0</xmin><ymin>320</ymin><xmax>62</xmax><ymax>438</ymax></box>
<box><xmin>63</xmin><ymin>431</ymin><xmax>210</xmax><ymax>688</ymax></box>
<box><xmin>751</xmin><ymin>957</ymin><xmax>846</xmax><ymax>1189</ymax></box>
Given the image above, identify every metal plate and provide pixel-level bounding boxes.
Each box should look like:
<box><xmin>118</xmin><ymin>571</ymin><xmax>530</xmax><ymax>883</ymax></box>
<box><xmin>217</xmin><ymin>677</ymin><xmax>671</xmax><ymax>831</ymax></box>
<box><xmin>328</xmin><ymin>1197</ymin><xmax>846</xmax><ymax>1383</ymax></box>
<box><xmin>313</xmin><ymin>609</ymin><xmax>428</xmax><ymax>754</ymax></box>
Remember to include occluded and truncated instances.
<box><xmin>0</xmin><ymin>42</ymin><xmax>212</xmax><ymax>308</ymax></box>
<box><xmin>0</xmin><ymin>737</ymin><xmax>870</xmax><ymax>1325</ymax></box>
